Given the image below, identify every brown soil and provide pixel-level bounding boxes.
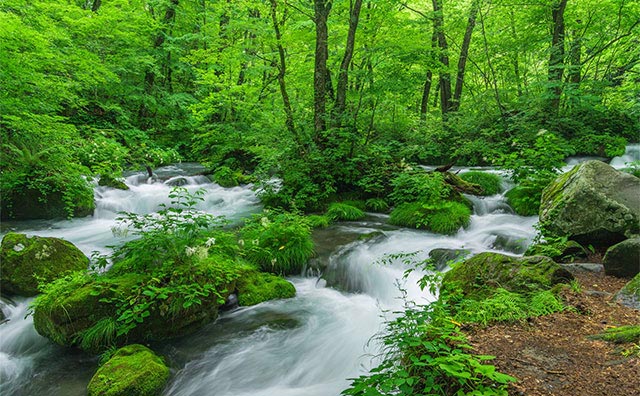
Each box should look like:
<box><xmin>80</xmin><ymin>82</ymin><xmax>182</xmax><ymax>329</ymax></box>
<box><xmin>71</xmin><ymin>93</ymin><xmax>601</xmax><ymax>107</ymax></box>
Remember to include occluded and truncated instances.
<box><xmin>466</xmin><ymin>270</ymin><xmax>640</xmax><ymax>396</ymax></box>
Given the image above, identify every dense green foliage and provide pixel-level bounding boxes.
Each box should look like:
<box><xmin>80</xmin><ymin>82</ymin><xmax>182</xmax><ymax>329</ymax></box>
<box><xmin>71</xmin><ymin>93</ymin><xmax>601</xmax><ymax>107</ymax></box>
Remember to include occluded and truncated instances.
<box><xmin>1</xmin><ymin>0</ymin><xmax>636</xmax><ymax>220</ymax></box>
<box><xmin>327</xmin><ymin>202</ymin><xmax>366</xmax><ymax>221</ymax></box>
<box><xmin>389</xmin><ymin>202</ymin><xmax>471</xmax><ymax>235</ymax></box>
<box><xmin>459</xmin><ymin>172</ymin><xmax>502</xmax><ymax>196</ymax></box>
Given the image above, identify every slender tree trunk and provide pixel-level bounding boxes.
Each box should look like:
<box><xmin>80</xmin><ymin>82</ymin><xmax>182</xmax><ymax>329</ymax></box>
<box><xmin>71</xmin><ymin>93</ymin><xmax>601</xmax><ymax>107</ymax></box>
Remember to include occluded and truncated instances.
<box><xmin>451</xmin><ymin>0</ymin><xmax>480</xmax><ymax>112</ymax></box>
<box><xmin>547</xmin><ymin>0</ymin><xmax>568</xmax><ymax>116</ymax></box>
<box><xmin>333</xmin><ymin>0</ymin><xmax>363</xmax><ymax>127</ymax></box>
<box><xmin>479</xmin><ymin>7</ymin><xmax>504</xmax><ymax>114</ymax></box>
<box><xmin>420</xmin><ymin>30</ymin><xmax>438</xmax><ymax>119</ymax></box>
<box><xmin>432</xmin><ymin>0</ymin><xmax>452</xmax><ymax>116</ymax></box>
<box><xmin>269</xmin><ymin>0</ymin><xmax>299</xmax><ymax>144</ymax></box>
<box><xmin>567</xmin><ymin>22</ymin><xmax>582</xmax><ymax>85</ymax></box>
<box><xmin>509</xmin><ymin>9</ymin><xmax>523</xmax><ymax>97</ymax></box>
<box><xmin>313</xmin><ymin>0</ymin><xmax>332</xmax><ymax>141</ymax></box>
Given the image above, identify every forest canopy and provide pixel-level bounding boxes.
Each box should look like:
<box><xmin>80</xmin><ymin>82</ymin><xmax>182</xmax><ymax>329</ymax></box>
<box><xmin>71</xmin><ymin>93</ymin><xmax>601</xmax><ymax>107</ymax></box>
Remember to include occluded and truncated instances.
<box><xmin>1</xmin><ymin>0</ymin><xmax>638</xmax><ymax>217</ymax></box>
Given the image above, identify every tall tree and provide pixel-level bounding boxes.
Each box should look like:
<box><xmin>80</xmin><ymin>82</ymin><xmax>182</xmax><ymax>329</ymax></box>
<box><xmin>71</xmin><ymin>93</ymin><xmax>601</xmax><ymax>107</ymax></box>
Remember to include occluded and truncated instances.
<box><xmin>451</xmin><ymin>0</ymin><xmax>481</xmax><ymax>112</ymax></box>
<box><xmin>313</xmin><ymin>0</ymin><xmax>332</xmax><ymax>139</ymax></box>
<box><xmin>432</xmin><ymin>0</ymin><xmax>452</xmax><ymax>115</ymax></box>
<box><xmin>333</xmin><ymin>0</ymin><xmax>363</xmax><ymax>127</ymax></box>
<box><xmin>547</xmin><ymin>0</ymin><xmax>568</xmax><ymax>115</ymax></box>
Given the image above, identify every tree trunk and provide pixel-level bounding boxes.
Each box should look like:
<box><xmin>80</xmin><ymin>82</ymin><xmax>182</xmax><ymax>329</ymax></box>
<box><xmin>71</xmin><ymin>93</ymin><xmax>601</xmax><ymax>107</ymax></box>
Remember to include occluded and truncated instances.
<box><xmin>269</xmin><ymin>0</ymin><xmax>299</xmax><ymax>144</ymax></box>
<box><xmin>432</xmin><ymin>0</ymin><xmax>452</xmax><ymax>116</ymax></box>
<box><xmin>547</xmin><ymin>0</ymin><xmax>568</xmax><ymax>116</ymax></box>
<box><xmin>334</xmin><ymin>0</ymin><xmax>363</xmax><ymax>127</ymax></box>
<box><xmin>313</xmin><ymin>0</ymin><xmax>332</xmax><ymax>141</ymax></box>
<box><xmin>451</xmin><ymin>0</ymin><xmax>480</xmax><ymax>112</ymax></box>
<box><xmin>567</xmin><ymin>22</ymin><xmax>582</xmax><ymax>85</ymax></box>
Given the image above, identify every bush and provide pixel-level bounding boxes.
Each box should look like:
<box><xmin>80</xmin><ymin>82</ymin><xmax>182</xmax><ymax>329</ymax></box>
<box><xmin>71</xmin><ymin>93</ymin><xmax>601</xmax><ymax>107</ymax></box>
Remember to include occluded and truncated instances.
<box><xmin>240</xmin><ymin>211</ymin><xmax>315</xmax><ymax>275</ymax></box>
<box><xmin>389</xmin><ymin>201</ymin><xmax>471</xmax><ymax>235</ymax></box>
<box><xmin>389</xmin><ymin>171</ymin><xmax>449</xmax><ymax>206</ymax></box>
<box><xmin>365</xmin><ymin>198</ymin><xmax>390</xmax><ymax>213</ymax></box>
<box><xmin>326</xmin><ymin>202</ymin><xmax>366</xmax><ymax>221</ymax></box>
<box><xmin>213</xmin><ymin>166</ymin><xmax>240</xmax><ymax>187</ymax></box>
<box><xmin>459</xmin><ymin>171</ymin><xmax>502</xmax><ymax>196</ymax></box>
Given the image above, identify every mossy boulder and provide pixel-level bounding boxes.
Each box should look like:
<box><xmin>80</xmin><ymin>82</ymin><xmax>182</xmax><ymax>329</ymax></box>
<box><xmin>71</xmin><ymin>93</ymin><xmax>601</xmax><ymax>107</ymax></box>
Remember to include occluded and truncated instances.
<box><xmin>602</xmin><ymin>238</ymin><xmax>640</xmax><ymax>277</ymax></box>
<box><xmin>441</xmin><ymin>252</ymin><xmax>574</xmax><ymax>300</ymax></box>
<box><xmin>87</xmin><ymin>344</ymin><xmax>169</xmax><ymax>396</ymax></box>
<box><xmin>614</xmin><ymin>273</ymin><xmax>640</xmax><ymax>310</ymax></box>
<box><xmin>33</xmin><ymin>262</ymin><xmax>235</xmax><ymax>352</ymax></box>
<box><xmin>98</xmin><ymin>174</ymin><xmax>129</xmax><ymax>190</ymax></box>
<box><xmin>540</xmin><ymin>161</ymin><xmax>640</xmax><ymax>248</ymax></box>
<box><xmin>389</xmin><ymin>201</ymin><xmax>471</xmax><ymax>235</ymax></box>
<box><xmin>236</xmin><ymin>271</ymin><xmax>296</xmax><ymax>306</ymax></box>
<box><xmin>525</xmin><ymin>239</ymin><xmax>588</xmax><ymax>263</ymax></box>
<box><xmin>428</xmin><ymin>248</ymin><xmax>470</xmax><ymax>271</ymax></box>
<box><xmin>0</xmin><ymin>233</ymin><xmax>89</xmax><ymax>296</ymax></box>
<box><xmin>442</xmin><ymin>172</ymin><xmax>484</xmax><ymax>196</ymax></box>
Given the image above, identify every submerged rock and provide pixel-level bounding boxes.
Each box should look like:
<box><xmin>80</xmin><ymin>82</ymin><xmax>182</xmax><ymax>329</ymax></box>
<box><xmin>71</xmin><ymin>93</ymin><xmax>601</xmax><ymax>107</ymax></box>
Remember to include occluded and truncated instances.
<box><xmin>87</xmin><ymin>344</ymin><xmax>169</xmax><ymax>396</ymax></box>
<box><xmin>442</xmin><ymin>252</ymin><xmax>573</xmax><ymax>299</ymax></box>
<box><xmin>540</xmin><ymin>161</ymin><xmax>640</xmax><ymax>248</ymax></box>
<box><xmin>98</xmin><ymin>174</ymin><xmax>129</xmax><ymax>190</ymax></box>
<box><xmin>0</xmin><ymin>233</ymin><xmax>89</xmax><ymax>296</ymax></box>
<box><xmin>614</xmin><ymin>273</ymin><xmax>640</xmax><ymax>310</ymax></box>
<box><xmin>602</xmin><ymin>238</ymin><xmax>640</xmax><ymax>277</ymax></box>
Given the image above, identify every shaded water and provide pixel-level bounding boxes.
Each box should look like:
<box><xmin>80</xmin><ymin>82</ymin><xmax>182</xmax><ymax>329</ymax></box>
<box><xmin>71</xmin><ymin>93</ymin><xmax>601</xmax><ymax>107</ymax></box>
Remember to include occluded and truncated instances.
<box><xmin>0</xmin><ymin>164</ymin><xmax>539</xmax><ymax>396</ymax></box>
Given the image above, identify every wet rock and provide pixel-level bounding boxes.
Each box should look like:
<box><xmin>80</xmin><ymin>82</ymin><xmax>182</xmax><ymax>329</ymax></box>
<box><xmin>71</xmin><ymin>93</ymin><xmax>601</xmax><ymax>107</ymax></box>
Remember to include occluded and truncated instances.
<box><xmin>442</xmin><ymin>252</ymin><xmax>574</xmax><ymax>299</ymax></box>
<box><xmin>614</xmin><ymin>273</ymin><xmax>640</xmax><ymax>310</ymax></box>
<box><xmin>428</xmin><ymin>248</ymin><xmax>470</xmax><ymax>271</ymax></box>
<box><xmin>540</xmin><ymin>161</ymin><xmax>640</xmax><ymax>248</ymax></box>
<box><xmin>98</xmin><ymin>174</ymin><xmax>129</xmax><ymax>190</ymax></box>
<box><xmin>87</xmin><ymin>344</ymin><xmax>169</xmax><ymax>396</ymax></box>
<box><xmin>560</xmin><ymin>263</ymin><xmax>604</xmax><ymax>274</ymax></box>
<box><xmin>0</xmin><ymin>233</ymin><xmax>89</xmax><ymax>296</ymax></box>
<box><xmin>602</xmin><ymin>238</ymin><xmax>640</xmax><ymax>277</ymax></box>
<box><xmin>525</xmin><ymin>240</ymin><xmax>589</xmax><ymax>263</ymax></box>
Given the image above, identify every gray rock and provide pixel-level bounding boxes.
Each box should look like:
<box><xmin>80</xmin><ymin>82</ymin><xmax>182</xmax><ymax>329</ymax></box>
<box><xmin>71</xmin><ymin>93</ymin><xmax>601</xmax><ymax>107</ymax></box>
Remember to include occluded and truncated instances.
<box><xmin>614</xmin><ymin>273</ymin><xmax>640</xmax><ymax>310</ymax></box>
<box><xmin>603</xmin><ymin>238</ymin><xmax>640</xmax><ymax>277</ymax></box>
<box><xmin>560</xmin><ymin>263</ymin><xmax>605</xmax><ymax>274</ymax></box>
<box><xmin>540</xmin><ymin>161</ymin><xmax>640</xmax><ymax>248</ymax></box>
<box><xmin>428</xmin><ymin>248</ymin><xmax>470</xmax><ymax>271</ymax></box>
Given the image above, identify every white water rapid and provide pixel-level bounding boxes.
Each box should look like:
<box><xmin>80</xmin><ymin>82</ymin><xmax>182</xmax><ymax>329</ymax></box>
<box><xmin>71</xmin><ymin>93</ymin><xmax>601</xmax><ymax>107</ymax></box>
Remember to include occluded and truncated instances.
<box><xmin>0</xmin><ymin>164</ymin><xmax>539</xmax><ymax>396</ymax></box>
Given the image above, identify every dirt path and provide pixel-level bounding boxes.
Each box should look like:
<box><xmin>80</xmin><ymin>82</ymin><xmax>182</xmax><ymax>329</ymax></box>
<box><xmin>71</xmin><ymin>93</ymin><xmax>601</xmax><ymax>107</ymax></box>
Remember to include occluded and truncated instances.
<box><xmin>466</xmin><ymin>270</ymin><xmax>639</xmax><ymax>396</ymax></box>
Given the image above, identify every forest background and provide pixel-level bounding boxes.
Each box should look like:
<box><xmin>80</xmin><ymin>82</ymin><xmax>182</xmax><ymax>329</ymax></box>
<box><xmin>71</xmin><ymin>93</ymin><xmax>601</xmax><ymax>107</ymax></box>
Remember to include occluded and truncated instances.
<box><xmin>1</xmin><ymin>0</ymin><xmax>638</xmax><ymax>218</ymax></box>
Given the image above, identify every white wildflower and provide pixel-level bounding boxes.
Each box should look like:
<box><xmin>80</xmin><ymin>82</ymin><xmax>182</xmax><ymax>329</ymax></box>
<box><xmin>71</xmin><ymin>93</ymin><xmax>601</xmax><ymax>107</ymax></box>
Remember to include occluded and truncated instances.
<box><xmin>238</xmin><ymin>239</ymin><xmax>245</xmax><ymax>247</ymax></box>
<box><xmin>185</xmin><ymin>246</ymin><xmax>197</xmax><ymax>256</ymax></box>
<box><xmin>205</xmin><ymin>237</ymin><xmax>216</xmax><ymax>247</ymax></box>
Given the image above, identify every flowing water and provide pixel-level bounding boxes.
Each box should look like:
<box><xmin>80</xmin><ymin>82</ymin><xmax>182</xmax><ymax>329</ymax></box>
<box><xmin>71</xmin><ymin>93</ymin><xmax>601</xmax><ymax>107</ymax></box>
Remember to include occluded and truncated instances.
<box><xmin>1</xmin><ymin>163</ymin><xmax>541</xmax><ymax>396</ymax></box>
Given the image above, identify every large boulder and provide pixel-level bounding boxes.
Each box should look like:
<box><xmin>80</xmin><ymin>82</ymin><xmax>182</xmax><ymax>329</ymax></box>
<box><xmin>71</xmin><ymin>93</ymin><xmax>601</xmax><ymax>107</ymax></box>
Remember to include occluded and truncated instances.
<box><xmin>236</xmin><ymin>271</ymin><xmax>296</xmax><ymax>306</ymax></box>
<box><xmin>441</xmin><ymin>252</ymin><xmax>573</xmax><ymax>299</ymax></box>
<box><xmin>539</xmin><ymin>161</ymin><xmax>640</xmax><ymax>248</ymax></box>
<box><xmin>87</xmin><ymin>344</ymin><xmax>169</xmax><ymax>396</ymax></box>
<box><xmin>0</xmin><ymin>233</ymin><xmax>89</xmax><ymax>296</ymax></box>
<box><xmin>614</xmin><ymin>273</ymin><xmax>640</xmax><ymax>310</ymax></box>
<box><xmin>602</xmin><ymin>238</ymin><xmax>640</xmax><ymax>277</ymax></box>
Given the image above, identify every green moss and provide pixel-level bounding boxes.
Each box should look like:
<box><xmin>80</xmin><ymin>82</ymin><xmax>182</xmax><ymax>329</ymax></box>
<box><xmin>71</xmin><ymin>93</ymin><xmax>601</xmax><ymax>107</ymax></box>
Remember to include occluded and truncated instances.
<box><xmin>0</xmin><ymin>233</ymin><xmax>89</xmax><ymax>296</ymax></box>
<box><xmin>459</xmin><ymin>171</ymin><xmax>502</xmax><ymax>196</ymax></box>
<box><xmin>589</xmin><ymin>325</ymin><xmax>640</xmax><ymax>344</ymax></box>
<box><xmin>236</xmin><ymin>270</ymin><xmax>296</xmax><ymax>306</ymax></box>
<box><xmin>442</xmin><ymin>172</ymin><xmax>484</xmax><ymax>196</ymax></box>
<box><xmin>389</xmin><ymin>201</ymin><xmax>471</xmax><ymax>235</ymax></box>
<box><xmin>326</xmin><ymin>202</ymin><xmax>366</xmax><ymax>221</ymax></box>
<box><xmin>98</xmin><ymin>174</ymin><xmax>129</xmax><ymax>190</ymax></box>
<box><xmin>505</xmin><ymin>186</ymin><xmax>540</xmax><ymax>216</ymax></box>
<box><xmin>441</xmin><ymin>252</ymin><xmax>574</xmax><ymax>300</ymax></box>
<box><xmin>87</xmin><ymin>344</ymin><xmax>169</xmax><ymax>396</ymax></box>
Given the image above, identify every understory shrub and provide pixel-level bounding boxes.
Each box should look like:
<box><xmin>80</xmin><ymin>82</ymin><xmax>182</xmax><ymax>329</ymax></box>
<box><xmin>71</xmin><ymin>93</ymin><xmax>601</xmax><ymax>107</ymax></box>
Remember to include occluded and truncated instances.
<box><xmin>389</xmin><ymin>201</ymin><xmax>471</xmax><ymax>235</ymax></box>
<box><xmin>240</xmin><ymin>210</ymin><xmax>315</xmax><ymax>275</ymax></box>
<box><xmin>459</xmin><ymin>171</ymin><xmax>502</xmax><ymax>196</ymax></box>
<box><xmin>389</xmin><ymin>171</ymin><xmax>450</xmax><ymax>206</ymax></box>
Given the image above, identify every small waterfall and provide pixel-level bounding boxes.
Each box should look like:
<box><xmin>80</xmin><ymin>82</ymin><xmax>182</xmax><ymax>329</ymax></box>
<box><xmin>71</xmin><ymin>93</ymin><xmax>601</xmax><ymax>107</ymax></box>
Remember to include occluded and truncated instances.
<box><xmin>609</xmin><ymin>143</ymin><xmax>640</xmax><ymax>168</ymax></box>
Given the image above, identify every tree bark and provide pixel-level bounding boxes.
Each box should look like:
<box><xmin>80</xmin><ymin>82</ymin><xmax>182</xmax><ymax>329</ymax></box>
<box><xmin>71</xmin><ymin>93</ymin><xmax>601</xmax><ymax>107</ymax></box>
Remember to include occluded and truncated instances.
<box><xmin>432</xmin><ymin>0</ymin><xmax>452</xmax><ymax>116</ymax></box>
<box><xmin>313</xmin><ymin>0</ymin><xmax>332</xmax><ymax>140</ymax></box>
<box><xmin>333</xmin><ymin>0</ymin><xmax>363</xmax><ymax>127</ymax></box>
<box><xmin>451</xmin><ymin>0</ymin><xmax>480</xmax><ymax>112</ymax></box>
<box><xmin>547</xmin><ymin>0</ymin><xmax>568</xmax><ymax>116</ymax></box>
<box><xmin>269</xmin><ymin>0</ymin><xmax>299</xmax><ymax>144</ymax></box>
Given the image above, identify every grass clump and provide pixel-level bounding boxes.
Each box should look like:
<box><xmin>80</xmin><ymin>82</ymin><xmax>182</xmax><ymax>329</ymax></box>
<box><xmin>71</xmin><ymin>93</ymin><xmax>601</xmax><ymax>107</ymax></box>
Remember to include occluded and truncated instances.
<box><xmin>459</xmin><ymin>171</ymin><xmax>502</xmax><ymax>196</ymax></box>
<box><xmin>389</xmin><ymin>201</ymin><xmax>471</xmax><ymax>235</ymax></box>
<box><xmin>365</xmin><ymin>198</ymin><xmax>389</xmax><ymax>213</ymax></box>
<box><xmin>326</xmin><ymin>202</ymin><xmax>366</xmax><ymax>221</ymax></box>
<box><xmin>306</xmin><ymin>214</ymin><xmax>331</xmax><ymax>228</ymax></box>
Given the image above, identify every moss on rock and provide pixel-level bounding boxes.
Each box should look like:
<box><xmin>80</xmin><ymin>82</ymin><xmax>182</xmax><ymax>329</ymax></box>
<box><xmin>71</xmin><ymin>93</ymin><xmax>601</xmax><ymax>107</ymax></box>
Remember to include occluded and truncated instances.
<box><xmin>614</xmin><ymin>273</ymin><xmax>640</xmax><ymax>310</ymax></box>
<box><xmin>236</xmin><ymin>270</ymin><xmax>296</xmax><ymax>306</ymax></box>
<box><xmin>87</xmin><ymin>344</ymin><xmax>169</xmax><ymax>396</ymax></box>
<box><xmin>0</xmin><ymin>233</ymin><xmax>89</xmax><ymax>296</ymax></box>
<box><xmin>602</xmin><ymin>238</ymin><xmax>640</xmax><ymax>277</ymax></box>
<box><xmin>98</xmin><ymin>174</ymin><xmax>129</xmax><ymax>190</ymax></box>
<box><xmin>389</xmin><ymin>201</ymin><xmax>471</xmax><ymax>235</ymax></box>
<box><xmin>505</xmin><ymin>186</ymin><xmax>540</xmax><ymax>216</ymax></box>
<box><xmin>441</xmin><ymin>252</ymin><xmax>574</xmax><ymax>300</ymax></box>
